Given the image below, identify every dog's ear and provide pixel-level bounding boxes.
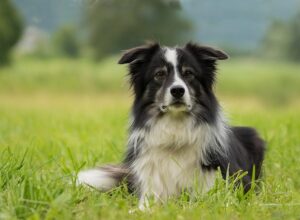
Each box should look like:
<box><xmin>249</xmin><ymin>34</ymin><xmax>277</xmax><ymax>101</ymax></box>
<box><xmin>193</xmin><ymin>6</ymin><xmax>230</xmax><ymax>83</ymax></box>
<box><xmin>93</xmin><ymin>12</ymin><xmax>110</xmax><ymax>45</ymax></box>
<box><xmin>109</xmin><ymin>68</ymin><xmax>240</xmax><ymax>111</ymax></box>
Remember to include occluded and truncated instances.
<box><xmin>118</xmin><ymin>42</ymin><xmax>160</xmax><ymax>64</ymax></box>
<box><xmin>185</xmin><ymin>42</ymin><xmax>229</xmax><ymax>61</ymax></box>
<box><xmin>185</xmin><ymin>42</ymin><xmax>228</xmax><ymax>87</ymax></box>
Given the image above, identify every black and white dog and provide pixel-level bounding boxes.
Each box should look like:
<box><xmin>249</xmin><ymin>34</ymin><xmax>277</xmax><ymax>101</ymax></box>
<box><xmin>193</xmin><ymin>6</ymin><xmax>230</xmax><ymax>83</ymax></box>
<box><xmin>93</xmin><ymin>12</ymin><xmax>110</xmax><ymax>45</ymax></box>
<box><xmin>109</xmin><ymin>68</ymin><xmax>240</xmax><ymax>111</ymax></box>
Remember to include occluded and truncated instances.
<box><xmin>78</xmin><ymin>42</ymin><xmax>265</xmax><ymax>210</ymax></box>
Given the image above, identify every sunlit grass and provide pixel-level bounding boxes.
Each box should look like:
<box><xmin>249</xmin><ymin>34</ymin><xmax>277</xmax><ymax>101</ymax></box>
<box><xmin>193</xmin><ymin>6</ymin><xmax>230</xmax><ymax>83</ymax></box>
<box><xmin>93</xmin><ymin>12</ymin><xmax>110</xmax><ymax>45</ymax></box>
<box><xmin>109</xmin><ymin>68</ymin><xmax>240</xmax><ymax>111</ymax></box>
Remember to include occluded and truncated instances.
<box><xmin>0</xmin><ymin>57</ymin><xmax>300</xmax><ymax>219</ymax></box>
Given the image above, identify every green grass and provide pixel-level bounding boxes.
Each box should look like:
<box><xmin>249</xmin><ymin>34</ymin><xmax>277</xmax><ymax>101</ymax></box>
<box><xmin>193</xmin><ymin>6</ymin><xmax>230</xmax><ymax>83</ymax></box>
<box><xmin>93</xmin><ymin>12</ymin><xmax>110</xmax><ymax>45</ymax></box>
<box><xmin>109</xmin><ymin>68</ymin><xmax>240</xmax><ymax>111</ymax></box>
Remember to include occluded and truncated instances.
<box><xmin>0</xmin><ymin>57</ymin><xmax>300</xmax><ymax>219</ymax></box>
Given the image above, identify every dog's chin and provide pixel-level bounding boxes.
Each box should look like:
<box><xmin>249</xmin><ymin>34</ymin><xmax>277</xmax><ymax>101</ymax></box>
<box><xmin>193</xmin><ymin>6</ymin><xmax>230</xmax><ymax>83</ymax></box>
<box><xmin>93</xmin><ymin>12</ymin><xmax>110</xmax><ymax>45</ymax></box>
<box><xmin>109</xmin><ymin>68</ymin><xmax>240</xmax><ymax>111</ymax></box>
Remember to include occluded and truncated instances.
<box><xmin>159</xmin><ymin>102</ymin><xmax>192</xmax><ymax>115</ymax></box>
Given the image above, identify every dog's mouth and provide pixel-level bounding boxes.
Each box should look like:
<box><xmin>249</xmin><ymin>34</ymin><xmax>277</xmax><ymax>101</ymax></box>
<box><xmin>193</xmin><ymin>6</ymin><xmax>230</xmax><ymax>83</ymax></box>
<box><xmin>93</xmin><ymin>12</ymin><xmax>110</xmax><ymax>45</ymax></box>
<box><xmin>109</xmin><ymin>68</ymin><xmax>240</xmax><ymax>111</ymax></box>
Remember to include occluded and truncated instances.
<box><xmin>172</xmin><ymin>100</ymin><xmax>185</xmax><ymax>106</ymax></box>
<box><xmin>160</xmin><ymin>101</ymin><xmax>192</xmax><ymax>113</ymax></box>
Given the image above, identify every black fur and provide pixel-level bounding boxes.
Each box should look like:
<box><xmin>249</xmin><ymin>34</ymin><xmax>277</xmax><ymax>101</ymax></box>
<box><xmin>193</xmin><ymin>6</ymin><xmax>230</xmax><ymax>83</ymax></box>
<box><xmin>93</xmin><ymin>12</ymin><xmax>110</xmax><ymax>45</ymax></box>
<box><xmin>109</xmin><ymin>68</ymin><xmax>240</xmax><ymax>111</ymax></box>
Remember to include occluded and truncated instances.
<box><xmin>79</xmin><ymin>42</ymin><xmax>265</xmax><ymax>198</ymax></box>
<box><xmin>119</xmin><ymin>42</ymin><xmax>265</xmax><ymax>193</ymax></box>
<box><xmin>202</xmin><ymin>127</ymin><xmax>265</xmax><ymax>191</ymax></box>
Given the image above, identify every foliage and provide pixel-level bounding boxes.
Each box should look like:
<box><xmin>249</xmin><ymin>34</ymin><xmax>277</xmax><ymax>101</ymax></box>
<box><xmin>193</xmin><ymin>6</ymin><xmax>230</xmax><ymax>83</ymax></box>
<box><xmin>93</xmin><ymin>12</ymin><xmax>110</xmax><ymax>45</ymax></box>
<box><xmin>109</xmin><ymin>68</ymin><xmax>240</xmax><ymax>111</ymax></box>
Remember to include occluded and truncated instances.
<box><xmin>53</xmin><ymin>26</ymin><xmax>80</xmax><ymax>58</ymax></box>
<box><xmin>287</xmin><ymin>12</ymin><xmax>300</xmax><ymax>61</ymax></box>
<box><xmin>262</xmin><ymin>12</ymin><xmax>300</xmax><ymax>61</ymax></box>
<box><xmin>85</xmin><ymin>0</ymin><xmax>192</xmax><ymax>60</ymax></box>
<box><xmin>0</xmin><ymin>0</ymin><xmax>23</xmax><ymax>65</ymax></box>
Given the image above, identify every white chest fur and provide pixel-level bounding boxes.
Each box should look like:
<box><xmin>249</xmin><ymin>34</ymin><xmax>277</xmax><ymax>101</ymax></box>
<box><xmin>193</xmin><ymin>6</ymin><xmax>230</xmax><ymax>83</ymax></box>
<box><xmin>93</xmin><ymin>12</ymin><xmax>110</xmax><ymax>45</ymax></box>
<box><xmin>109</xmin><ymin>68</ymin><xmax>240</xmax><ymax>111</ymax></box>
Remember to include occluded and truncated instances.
<box><xmin>129</xmin><ymin>115</ymin><xmax>223</xmax><ymax>206</ymax></box>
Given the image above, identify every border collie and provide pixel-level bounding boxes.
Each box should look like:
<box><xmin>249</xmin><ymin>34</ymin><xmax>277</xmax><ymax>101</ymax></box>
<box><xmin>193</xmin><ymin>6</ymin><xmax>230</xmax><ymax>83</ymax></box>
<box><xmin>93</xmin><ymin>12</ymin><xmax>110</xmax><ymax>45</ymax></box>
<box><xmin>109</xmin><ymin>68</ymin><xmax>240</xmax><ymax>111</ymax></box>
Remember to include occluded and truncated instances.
<box><xmin>78</xmin><ymin>42</ymin><xmax>265</xmax><ymax>210</ymax></box>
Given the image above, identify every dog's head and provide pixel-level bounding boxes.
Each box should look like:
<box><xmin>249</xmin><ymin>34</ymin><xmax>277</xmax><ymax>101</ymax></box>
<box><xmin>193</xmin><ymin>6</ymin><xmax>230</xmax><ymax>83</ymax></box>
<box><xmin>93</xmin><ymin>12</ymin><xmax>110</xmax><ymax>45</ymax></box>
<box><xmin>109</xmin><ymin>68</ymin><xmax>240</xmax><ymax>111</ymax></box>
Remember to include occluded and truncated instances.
<box><xmin>119</xmin><ymin>42</ymin><xmax>228</xmax><ymax>123</ymax></box>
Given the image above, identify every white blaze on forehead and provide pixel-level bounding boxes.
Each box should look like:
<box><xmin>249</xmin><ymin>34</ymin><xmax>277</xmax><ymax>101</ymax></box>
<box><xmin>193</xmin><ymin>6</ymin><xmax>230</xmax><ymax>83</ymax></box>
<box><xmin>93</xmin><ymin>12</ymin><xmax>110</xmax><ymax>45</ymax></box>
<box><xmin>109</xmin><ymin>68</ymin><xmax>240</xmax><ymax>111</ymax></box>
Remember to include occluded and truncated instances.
<box><xmin>163</xmin><ymin>47</ymin><xmax>191</xmax><ymax>109</ymax></box>
<box><xmin>164</xmin><ymin>47</ymin><xmax>184</xmax><ymax>86</ymax></box>
<box><xmin>164</xmin><ymin>47</ymin><xmax>178</xmax><ymax>68</ymax></box>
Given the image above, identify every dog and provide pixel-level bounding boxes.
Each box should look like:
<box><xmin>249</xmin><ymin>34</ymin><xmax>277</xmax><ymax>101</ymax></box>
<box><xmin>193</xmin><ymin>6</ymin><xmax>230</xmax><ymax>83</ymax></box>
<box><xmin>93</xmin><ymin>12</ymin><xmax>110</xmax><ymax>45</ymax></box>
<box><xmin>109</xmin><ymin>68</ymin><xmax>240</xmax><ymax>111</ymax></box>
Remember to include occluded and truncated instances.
<box><xmin>78</xmin><ymin>42</ymin><xmax>265</xmax><ymax>210</ymax></box>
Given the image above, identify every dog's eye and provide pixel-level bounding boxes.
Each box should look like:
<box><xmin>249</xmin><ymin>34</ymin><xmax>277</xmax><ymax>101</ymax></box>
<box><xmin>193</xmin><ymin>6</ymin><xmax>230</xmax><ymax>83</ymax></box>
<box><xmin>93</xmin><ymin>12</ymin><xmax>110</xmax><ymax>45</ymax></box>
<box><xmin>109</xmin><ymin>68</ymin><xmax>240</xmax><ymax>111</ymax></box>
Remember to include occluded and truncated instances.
<box><xmin>154</xmin><ymin>70</ymin><xmax>167</xmax><ymax>81</ymax></box>
<box><xmin>182</xmin><ymin>70</ymin><xmax>194</xmax><ymax>79</ymax></box>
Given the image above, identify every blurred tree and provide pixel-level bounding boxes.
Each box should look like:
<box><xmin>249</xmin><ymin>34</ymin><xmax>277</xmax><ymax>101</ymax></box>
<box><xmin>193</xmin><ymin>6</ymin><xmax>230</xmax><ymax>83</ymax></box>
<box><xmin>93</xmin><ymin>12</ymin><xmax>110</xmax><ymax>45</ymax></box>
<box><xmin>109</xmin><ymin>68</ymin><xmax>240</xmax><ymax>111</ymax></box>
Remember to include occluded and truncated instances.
<box><xmin>53</xmin><ymin>26</ymin><xmax>80</xmax><ymax>58</ymax></box>
<box><xmin>261</xmin><ymin>21</ymin><xmax>290</xmax><ymax>59</ymax></box>
<box><xmin>85</xmin><ymin>0</ymin><xmax>192</xmax><ymax>60</ymax></box>
<box><xmin>262</xmin><ymin>12</ymin><xmax>300</xmax><ymax>61</ymax></box>
<box><xmin>287</xmin><ymin>12</ymin><xmax>300</xmax><ymax>61</ymax></box>
<box><xmin>0</xmin><ymin>0</ymin><xmax>23</xmax><ymax>65</ymax></box>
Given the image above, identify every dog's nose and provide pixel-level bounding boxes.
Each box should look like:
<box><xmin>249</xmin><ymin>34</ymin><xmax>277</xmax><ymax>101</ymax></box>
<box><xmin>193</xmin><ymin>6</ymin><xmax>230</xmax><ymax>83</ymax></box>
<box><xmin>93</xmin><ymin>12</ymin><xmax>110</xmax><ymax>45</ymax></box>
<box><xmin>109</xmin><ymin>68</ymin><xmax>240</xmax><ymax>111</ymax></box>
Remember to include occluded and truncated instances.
<box><xmin>170</xmin><ymin>86</ymin><xmax>185</xmax><ymax>99</ymax></box>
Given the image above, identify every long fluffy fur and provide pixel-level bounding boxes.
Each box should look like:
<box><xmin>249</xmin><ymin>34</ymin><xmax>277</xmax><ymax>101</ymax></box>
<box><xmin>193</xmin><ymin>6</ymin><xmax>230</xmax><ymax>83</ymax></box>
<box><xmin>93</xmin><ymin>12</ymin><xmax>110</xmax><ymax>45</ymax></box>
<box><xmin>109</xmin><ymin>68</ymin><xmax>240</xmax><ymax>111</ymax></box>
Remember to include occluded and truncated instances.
<box><xmin>78</xmin><ymin>42</ymin><xmax>265</xmax><ymax>209</ymax></box>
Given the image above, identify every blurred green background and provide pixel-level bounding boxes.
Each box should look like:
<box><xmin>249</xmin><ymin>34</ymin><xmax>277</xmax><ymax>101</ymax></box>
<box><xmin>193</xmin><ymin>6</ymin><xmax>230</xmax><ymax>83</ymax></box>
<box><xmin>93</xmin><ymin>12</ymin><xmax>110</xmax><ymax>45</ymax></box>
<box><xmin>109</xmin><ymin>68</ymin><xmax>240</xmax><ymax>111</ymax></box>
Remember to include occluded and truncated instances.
<box><xmin>1</xmin><ymin>0</ymin><xmax>300</xmax><ymax>219</ymax></box>
<box><xmin>1</xmin><ymin>0</ymin><xmax>300</xmax><ymax>102</ymax></box>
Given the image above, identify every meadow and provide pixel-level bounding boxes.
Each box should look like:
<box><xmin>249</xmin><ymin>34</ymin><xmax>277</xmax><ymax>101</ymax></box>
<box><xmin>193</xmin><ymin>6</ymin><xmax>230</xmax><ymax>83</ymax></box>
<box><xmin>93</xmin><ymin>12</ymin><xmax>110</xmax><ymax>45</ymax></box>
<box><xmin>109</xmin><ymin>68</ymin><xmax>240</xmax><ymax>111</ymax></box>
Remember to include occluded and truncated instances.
<box><xmin>0</xmin><ymin>57</ymin><xmax>300</xmax><ymax>219</ymax></box>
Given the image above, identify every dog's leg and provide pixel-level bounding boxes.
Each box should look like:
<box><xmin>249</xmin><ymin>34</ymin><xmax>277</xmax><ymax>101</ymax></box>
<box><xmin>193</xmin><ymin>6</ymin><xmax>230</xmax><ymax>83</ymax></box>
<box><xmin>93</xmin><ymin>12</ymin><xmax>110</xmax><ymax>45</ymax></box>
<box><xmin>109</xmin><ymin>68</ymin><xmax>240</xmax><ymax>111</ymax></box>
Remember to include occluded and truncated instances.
<box><xmin>77</xmin><ymin>164</ymin><xmax>128</xmax><ymax>191</ymax></box>
<box><xmin>137</xmin><ymin>180</ymin><xmax>169</xmax><ymax>211</ymax></box>
<box><xmin>188</xmin><ymin>170</ymin><xmax>216</xmax><ymax>201</ymax></box>
<box><xmin>138</xmin><ymin>194</ymin><xmax>151</xmax><ymax>211</ymax></box>
<box><xmin>138</xmin><ymin>191</ymin><xmax>164</xmax><ymax>211</ymax></box>
<box><xmin>197</xmin><ymin>170</ymin><xmax>216</xmax><ymax>194</ymax></box>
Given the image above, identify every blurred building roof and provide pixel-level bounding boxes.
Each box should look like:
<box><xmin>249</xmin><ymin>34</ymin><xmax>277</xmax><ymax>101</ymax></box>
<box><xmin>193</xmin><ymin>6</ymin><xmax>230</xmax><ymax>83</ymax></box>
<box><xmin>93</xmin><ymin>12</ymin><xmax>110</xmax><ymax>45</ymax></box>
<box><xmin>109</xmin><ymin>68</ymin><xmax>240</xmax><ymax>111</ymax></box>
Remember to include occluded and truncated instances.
<box><xmin>15</xmin><ymin>26</ymin><xmax>49</xmax><ymax>54</ymax></box>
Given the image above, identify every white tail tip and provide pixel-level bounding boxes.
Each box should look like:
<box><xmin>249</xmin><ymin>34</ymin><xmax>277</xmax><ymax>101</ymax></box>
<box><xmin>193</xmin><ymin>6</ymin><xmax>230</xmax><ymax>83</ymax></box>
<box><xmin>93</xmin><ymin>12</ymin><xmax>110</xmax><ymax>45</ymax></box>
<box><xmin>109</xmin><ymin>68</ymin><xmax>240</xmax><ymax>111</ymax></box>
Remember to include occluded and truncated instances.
<box><xmin>77</xmin><ymin>169</ymin><xmax>118</xmax><ymax>191</ymax></box>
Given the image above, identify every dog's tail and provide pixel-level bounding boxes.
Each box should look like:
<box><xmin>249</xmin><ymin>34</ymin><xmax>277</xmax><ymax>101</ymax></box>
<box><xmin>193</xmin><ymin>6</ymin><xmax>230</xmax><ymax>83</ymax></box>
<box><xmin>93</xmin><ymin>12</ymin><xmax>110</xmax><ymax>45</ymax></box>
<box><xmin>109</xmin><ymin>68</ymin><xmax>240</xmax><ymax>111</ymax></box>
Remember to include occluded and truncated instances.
<box><xmin>77</xmin><ymin>164</ymin><xmax>129</xmax><ymax>191</ymax></box>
